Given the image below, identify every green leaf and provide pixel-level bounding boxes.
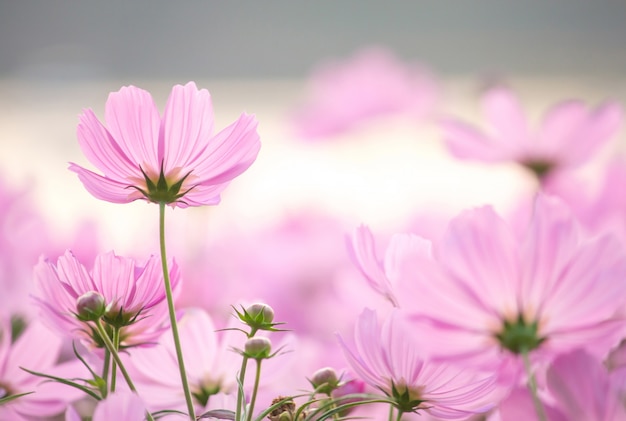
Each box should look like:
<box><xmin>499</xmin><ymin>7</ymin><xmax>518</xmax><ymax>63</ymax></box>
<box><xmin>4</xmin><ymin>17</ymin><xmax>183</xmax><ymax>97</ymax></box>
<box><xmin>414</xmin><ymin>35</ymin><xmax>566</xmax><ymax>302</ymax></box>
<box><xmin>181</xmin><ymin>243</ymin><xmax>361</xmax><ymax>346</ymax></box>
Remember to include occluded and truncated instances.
<box><xmin>20</xmin><ymin>367</ymin><xmax>101</xmax><ymax>401</ymax></box>
<box><xmin>0</xmin><ymin>391</ymin><xmax>34</xmax><ymax>406</ymax></box>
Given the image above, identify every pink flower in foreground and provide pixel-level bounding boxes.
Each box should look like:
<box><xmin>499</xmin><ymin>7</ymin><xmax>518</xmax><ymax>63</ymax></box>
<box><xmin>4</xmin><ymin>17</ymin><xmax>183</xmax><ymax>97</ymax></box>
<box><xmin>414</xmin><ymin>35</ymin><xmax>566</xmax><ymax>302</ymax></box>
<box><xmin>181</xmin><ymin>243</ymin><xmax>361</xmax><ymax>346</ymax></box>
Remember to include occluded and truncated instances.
<box><xmin>0</xmin><ymin>321</ymin><xmax>83</xmax><ymax>420</ymax></box>
<box><xmin>33</xmin><ymin>250</ymin><xmax>180</xmax><ymax>349</ymax></box>
<box><xmin>338</xmin><ymin>309</ymin><xmax>496</xmax><ymax>419</ymax></box>
<box><xmin>393</xmin><ymin>195</ymin><xmax>626</xmax><ymax>373</ymax></box>
<box><xmin>292</xmin><ymin>47</ymin><xmax>439</xmax><ymax>139</ymax></box>
<box><xmin>66</xmin><ymin>392</ymin><xmax>146</xmax><ymax>421</ymax></box>
<box><xmin>442</xmin><ymin>86</ymin><xmax>622</xmax><ymax>180</ymax></box>
<box><xmin>69</xmin><ymin>81</ymin><xmax>260</xmax><ymax>207</ymax></box>
<box><xmin>545</xmin><ymin>349</ymin><xmax>626</xmax><ymax>421</ymax></box>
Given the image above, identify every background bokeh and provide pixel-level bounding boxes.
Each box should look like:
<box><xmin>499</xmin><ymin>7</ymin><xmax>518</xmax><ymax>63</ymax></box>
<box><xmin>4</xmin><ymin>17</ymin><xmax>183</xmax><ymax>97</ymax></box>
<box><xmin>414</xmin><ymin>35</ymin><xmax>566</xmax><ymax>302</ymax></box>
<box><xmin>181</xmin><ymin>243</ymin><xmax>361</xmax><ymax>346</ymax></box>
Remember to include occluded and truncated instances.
<box><xmin>1</xmin><ymin>0</ymin><xmax>625</xmax><ymax>254</ymax></box>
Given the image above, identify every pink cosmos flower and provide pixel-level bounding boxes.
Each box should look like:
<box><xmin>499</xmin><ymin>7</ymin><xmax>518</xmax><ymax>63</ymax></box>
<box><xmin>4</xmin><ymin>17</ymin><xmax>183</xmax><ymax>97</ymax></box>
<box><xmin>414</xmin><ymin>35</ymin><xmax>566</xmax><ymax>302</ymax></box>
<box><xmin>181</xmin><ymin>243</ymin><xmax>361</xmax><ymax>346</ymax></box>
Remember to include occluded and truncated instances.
<box><xmin>441</xmin><ymin>86</ymin><xmax>623</xmax><ymax>180</ymax></box>
<box><xmin>546</xmin><ymin>349</ymin><xmax>626</xmax><ymax>421</ymax></box>
<box><xmin>338</xmin><ymin>309</ymin><xmax>497</xmax><ymax>420</ymax></box>
<box><xmin>0</xmin><ymin>321</ymin><xmax>84</xmax><ymax>421</ymax></box>
<box><xmin>292</xmin><ymin>47</ymin><xmax>439</xmax><ymax>139</ymax></box>
<box><xmin>66</xmin><ymin>392</ymin><xmax>146</xmax><ymax>421</ymax></box>
<box><xmin>391</xmin><ymin>195</ymin><xmax>626</xmax><ymax>374</ymax></box>
<box><xmin>69</xmin><ymin>81</ymin><xmax>260</xmax><ymax>207</ymax></box>
<box><xmin>33</xmin><ymin>250</ymin><xmax>180</xmax><ymax>349</ymax></box>
<box><xmin>125</xmin><ymin>308</ymin><xmax>243</xmax><ymax>414</ymax></box>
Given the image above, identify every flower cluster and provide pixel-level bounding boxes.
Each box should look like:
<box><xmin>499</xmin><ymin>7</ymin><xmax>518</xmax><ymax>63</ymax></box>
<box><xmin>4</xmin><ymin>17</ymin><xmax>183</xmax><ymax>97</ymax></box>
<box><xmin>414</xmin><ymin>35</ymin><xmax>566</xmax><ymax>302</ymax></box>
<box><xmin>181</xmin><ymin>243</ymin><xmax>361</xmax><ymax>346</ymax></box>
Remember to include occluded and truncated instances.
<box><xmin>1</xmin><ymin>48</ymin><xmax>626</xmax><ymax>421</ymax></box>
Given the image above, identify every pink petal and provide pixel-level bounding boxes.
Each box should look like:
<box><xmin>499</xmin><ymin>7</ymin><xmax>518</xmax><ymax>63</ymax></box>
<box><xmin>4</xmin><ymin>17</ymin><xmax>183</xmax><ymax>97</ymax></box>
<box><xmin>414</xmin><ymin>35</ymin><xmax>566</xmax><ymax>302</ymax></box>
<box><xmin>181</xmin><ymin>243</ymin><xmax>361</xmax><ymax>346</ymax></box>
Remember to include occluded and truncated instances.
<box><xmin>104</xmin><ymin>85</ymin><xmax>161</xmax><ymax>174</ymax></box>
<box><xmin>69</xmin><ymin>164</ymin><xmax>142</xmax><ymax>203</ymax></box>
<box><xmin>481</xmin><ymin>87</ymin><xmax>529</xmax><ymax>156</ymax></box>
<box><xmin>441</xmin><ymin>118</ymin><xmax>506</xmax><ymax>162</ymax></box>
<box><xmin>189</xmin><ymin>113</ymin><xmax>261</xmax><ymax>185</ymax></box>
<box><xmin>76</xmin><ymin>109</ymin><xmax>138</xmax><ymax>181</ymax></box>
<box><xmin>161</xmin><ymin>82</ymin><xmax>215</xmax><ymax>171</ymax></box>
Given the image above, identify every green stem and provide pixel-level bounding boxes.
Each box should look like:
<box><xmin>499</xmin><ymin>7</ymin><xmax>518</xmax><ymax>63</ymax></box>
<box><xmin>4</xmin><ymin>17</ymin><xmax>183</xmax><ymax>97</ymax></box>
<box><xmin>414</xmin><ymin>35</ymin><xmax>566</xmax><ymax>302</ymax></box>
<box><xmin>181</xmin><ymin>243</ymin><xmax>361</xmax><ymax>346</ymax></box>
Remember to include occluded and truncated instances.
<box><xmin>245</xmin><ymin>359</ymin><xmax>263</xmax><ymax>421</ymax></box>
<box><xmin>158</xmin><ymin>202</ymin><xmax>196</xmax><ymax>420</ymax></box>
<box><xmin>522</xmin><ymin>349</ymin><xmax>548</xmax><ymax>421</ymax></box>
<box><xmin>95</xmin><ymin>319</ymin><xmax>156</xmax><ymax>421</ymax></box>
<box><xmin>235</xmin><ymin>355</ymin><xmax>249</xmax><ymax>421</ymax></box>
<box><xmin>395</xmin><ymin>408</ymin><xmax>403</xmax><ymax>421</ymax></box>
<box><xmin>110</xmin><ymin>327</ymin><xmax>120</xmax><ymax>393</ymax></box>
<box><xmin>101</xmin><ymin>348</ymin><xmax>110</xmax><ymax>398</ymax></box>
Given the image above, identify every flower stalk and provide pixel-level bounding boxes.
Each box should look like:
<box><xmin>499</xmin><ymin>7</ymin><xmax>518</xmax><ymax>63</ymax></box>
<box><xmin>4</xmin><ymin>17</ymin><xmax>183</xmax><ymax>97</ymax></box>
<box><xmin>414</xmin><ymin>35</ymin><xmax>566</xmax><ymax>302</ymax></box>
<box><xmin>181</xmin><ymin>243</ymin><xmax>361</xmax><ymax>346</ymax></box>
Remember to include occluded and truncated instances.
<box><xmin>522</xmin><ymin>348</ymin><xmax>548</xmax><ymax>421</ymax></box>
<box><xmin>159</xmin><ymin>202</ymin><xmax>196</xmax><ymax>420</ymax></box>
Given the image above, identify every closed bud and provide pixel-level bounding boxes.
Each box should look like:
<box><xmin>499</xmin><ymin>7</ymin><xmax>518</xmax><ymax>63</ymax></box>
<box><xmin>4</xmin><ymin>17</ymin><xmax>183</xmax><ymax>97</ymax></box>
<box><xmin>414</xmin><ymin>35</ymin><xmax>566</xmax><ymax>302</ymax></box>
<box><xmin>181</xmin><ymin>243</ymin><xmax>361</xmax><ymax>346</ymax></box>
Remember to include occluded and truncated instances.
<box><xmin>311</xmin><ymin>367</ymin><xmax>339</xmax><ymax>394</ymax></box>
<box><xmin>76</xmin><ymin>291</ymin><xmax>106</xmax><ymax>322</ymax></box>
<box><xmin>246</xmin><ymin>303</ymin><xmax>275</xmax><ymax>324</ymax></box>
<box><xmin>244</xmin><ymin>337</ymin><xmax>272</xmax><ymax>360</ymax></box>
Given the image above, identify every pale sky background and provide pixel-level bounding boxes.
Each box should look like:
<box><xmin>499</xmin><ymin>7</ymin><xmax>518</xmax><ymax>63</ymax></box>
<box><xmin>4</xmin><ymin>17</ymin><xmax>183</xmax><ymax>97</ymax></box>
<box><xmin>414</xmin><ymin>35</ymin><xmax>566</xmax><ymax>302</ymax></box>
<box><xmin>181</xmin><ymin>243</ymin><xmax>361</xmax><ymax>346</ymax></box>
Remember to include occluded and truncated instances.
<box><xmin>1</xmin><ymin>1</ymin><xmax>625</xmax><ymax>252</ymax></box>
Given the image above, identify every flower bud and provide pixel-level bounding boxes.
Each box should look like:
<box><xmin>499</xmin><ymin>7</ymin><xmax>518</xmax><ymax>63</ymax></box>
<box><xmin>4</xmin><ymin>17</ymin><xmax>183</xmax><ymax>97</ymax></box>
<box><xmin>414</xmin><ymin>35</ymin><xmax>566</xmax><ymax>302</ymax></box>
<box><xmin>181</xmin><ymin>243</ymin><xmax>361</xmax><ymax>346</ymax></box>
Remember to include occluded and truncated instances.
<box><xmin>244</xmin><ymin>337</ymin><xmax>272</xmax><ymax>360</ymax></box>
<box><xmin>310</xmin><ymin>367</ymin><xmax>339</xmax><ymax>394</ymax></box>
<box><xmin>76</xmin><ymin>291</ymin><xmax>106</xmax><ymax>322</ymax></box>
<box><xmin>246</xmin><ymin>303</ymin><xmax>275</xmax><ymax>324</ymax></box>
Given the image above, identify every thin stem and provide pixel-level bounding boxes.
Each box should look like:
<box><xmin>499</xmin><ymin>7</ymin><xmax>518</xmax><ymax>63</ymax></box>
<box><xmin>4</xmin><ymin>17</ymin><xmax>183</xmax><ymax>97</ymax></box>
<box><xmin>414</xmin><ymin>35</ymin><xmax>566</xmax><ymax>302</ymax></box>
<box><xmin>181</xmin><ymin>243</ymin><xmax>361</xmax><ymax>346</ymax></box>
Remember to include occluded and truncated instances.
<box><xmin>110</xmin><ymin>327</ymin><xmax>120</xmax><ymax>393</ymax></box>
<box><xmin>235</xmin><ymin>355</ymin><xmax>249</xmax><ymax>421</ymax></box>
<box><xmin>101</xmin><ymin>349</ymin><xmax>110</xmax><ymax>398</ymax></box>
<box><xmin>245</xmin><ymin>359</ymin><xmax>263</xmax><ymax>421</ymax></box>
<box><xmin>395</xmin><ymin>408</ymin><xmax>403</xmax><ymax>421</ymax></box>
<box><xmin>522</xmin><ymin>349</ymin><xmax>548</xmax><ymax>421</ymax></box>
<box><xmin>158</xmin><ymin>202</ymin><xmax>196</xmax><ymax>420</ymax></box>
<box><xmin>388</xmin><ymin>405</ymin><xmax>394</xmax><ymax>421</ymax></box>
<box><xmin>94</xmin><ymin>321</ymin><xmax>156</xmax><ymax>421</ymax></box>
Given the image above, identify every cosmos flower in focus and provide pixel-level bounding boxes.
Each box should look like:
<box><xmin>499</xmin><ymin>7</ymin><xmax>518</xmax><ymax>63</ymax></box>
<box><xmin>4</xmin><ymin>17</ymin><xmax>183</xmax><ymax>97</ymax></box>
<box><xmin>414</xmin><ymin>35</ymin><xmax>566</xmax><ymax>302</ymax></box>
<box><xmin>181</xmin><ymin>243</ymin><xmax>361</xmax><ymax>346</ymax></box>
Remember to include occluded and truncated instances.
<box><xmin>33</xmin><ymin>250</ymin><xmax>180</xmax><ymax>349</ymax></box>
<box><xmin>441</xmin><ymin>86</ymin><xmax>622</xmax><ymax>181</ymax></box>
<box><xmin>69</xmin><ymin>82</ymin><xmax>260</xmax><ymax>208</ymax></box>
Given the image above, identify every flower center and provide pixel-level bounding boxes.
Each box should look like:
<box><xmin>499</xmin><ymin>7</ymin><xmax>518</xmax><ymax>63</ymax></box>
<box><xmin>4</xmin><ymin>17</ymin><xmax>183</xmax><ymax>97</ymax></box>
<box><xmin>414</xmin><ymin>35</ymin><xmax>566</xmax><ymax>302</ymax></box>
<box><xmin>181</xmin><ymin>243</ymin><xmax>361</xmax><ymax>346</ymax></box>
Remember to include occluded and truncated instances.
<box><xmin>521</xmin><ymin>159</ymin><xmax>554</xmax><ymax>180</ymax></box>
<box><xmin>134</xmin><ymin>163</ymin><xmax>193</xmax><ymax>204</ymax></box>
<box><xmin>495</xmin><ymin>314</ymin><xmax>546</xmax><ymax>354</ymax></box>
<box><xmin>192</xmin><ymin>379</ymin><xmax>222</xmax><ymax>407</ymax></box>
<box><xmin>389</xmin><ymin>381</ymin><xmax>426</xmax><ymax>413</ymax></box>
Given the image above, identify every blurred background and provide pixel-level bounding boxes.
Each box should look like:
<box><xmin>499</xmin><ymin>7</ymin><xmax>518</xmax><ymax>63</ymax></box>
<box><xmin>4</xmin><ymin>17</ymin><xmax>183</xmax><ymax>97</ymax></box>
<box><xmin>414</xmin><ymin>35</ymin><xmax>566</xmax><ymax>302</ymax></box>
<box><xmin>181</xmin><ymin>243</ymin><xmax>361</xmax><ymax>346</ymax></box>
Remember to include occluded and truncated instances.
<box><xmin>0</xmin><ymin>0</ymin><xmax>625</xmax><ymax>296</ymax></box>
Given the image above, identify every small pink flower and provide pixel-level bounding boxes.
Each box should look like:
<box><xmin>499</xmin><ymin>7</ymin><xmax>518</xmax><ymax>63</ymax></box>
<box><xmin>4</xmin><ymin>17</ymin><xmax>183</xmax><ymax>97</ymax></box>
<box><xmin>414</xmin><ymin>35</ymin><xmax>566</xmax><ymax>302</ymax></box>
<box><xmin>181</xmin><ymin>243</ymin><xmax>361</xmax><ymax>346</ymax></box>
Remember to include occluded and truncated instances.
<box><xmin>70</xmin><ymin>81</ymin><xmax>260</xmax><ymax>207</ymax></box>
<box><xmin>292</xmin><ymin>47</ymin><xmax>439</xmax><ymax>139</ymax></box>
<box><xmin>442</xmin><ymin>86</ymin><xmax>622</xmax><ymax>180</ymax></box>
<box><xmin>33</xmin><ymin>250</ymin><xmax>180</xmax><ymax>349</ymax></box>
<box><xmin>338</xmin><ymin>309</ymin><xmax>497</xmax><ymax>419</ymax></box>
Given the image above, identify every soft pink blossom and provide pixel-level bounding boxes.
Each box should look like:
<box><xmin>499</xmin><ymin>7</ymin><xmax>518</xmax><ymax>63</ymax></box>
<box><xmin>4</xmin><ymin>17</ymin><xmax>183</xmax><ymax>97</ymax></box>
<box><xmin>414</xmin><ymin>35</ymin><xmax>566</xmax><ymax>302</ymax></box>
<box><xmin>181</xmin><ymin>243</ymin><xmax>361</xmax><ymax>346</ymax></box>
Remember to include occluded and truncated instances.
<box><xmin>338</xmin><ymin>309</ymin><xmax>497</xmax><ymax>419</ymax></box>
<box><xmin>442</xmin><ymin>86</ymin><xmax>622</xmax><ymax>180</ymax></box>
<box><xmin>69</xmin><ymin>81</ymin><xmax>260</xmax><ymax>207</ymax></box>
<box><xmin>546</xmin><ymin>349</ymin><xmax>626</xmax><ymax>421</ymax></box>
<box><xmin>125</xmin><ymin>308</ymin><xmax>243</xmax><ymax>414</ymax></box>
<box><xmin>391</xmin><ymin>195</ymin><xmax>626</xmax><ymax>374</ymax></box>
<box><xmin>66</xmin><ymin>392</ymin><xmax>146</xmax><ymax>421</ymax></box>
<box><xmin>33</xmin><ymin>250</ymin><xmax>180</xmax><ymax>349</ymax></box>
<box><xmin>0</xmin><ymin>321</ymin><xmax>83</xmax><ymax>420</ymax></box>
<box><xmin>292</xmin><ymin>47</ymin><xmax>439</xmax><ymax>139</ymax></box>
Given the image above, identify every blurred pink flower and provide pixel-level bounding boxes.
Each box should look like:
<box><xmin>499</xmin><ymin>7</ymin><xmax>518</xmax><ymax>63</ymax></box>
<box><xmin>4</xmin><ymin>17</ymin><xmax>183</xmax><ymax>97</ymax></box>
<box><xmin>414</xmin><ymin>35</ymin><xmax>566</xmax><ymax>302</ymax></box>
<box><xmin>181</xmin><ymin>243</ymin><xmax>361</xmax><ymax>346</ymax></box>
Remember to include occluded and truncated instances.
<box><xmin>69</xmin><ymin>81</ymin><xmax>260</xmax><ymax>208</ymax></box>
<box><xmin>338</xmin><ymin>309</ymin><xmax>497</xmax><ymax>420</ymax></box>
<box><xmin>292</xmin><ymin>47</ymin><xmax>439</xmax><ymax>139</ymax></box>
<box><xmin>442</xmin><ymin>86</ymin><xmax>622</xmax><ymax>180</ymax></box>
<box><xmin>66</xmin><ymin>392</ymin><xmax>146</xmax><ymax>421</ymax></box>
<box><xmin>0</xmin><ymin>321</ymin><xmax>83</xmax><ymax>420</ymax></box>
<box><xmin>393</xmin><ymin>195</ymin><xmax>626</xmax><ymax>373</ymax></box>
<box><xmin>546</xmin><ymin>349</ymin><xmax>626</xmax><ymax>421</ymax></box>
<box><xmin>125</xmin><ymin>308</ymin><xmax>242</xmax><ymax>414</ymax></box>
<box><xmin>33</xmin><ymin>250</ymin><xmax>180</xmax><ymax>349</ymax></box>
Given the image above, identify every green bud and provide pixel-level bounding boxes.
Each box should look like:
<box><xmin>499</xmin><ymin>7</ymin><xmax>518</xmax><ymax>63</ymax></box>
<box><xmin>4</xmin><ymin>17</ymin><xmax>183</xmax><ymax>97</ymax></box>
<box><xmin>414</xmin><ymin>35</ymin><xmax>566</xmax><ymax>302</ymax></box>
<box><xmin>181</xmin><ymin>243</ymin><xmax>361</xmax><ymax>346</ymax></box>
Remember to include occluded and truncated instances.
<box><xmin>246</xmin><ymin>303</ymin><xmax>275</xmax><ymax>324</ymax></box>
<box><xmin>244</xmin><ymin>337</ymin><xmax>272</xmax><ymax>360</ymax></box>
<box><xmin>310</xmin><ymin>367</ymin><xmax>339</xmax><ymax>394</ymax></box>
<box><xmin>76</xmin><ymin>291</ymin><xmax>106</xmax><ymax>322</ymax></box>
